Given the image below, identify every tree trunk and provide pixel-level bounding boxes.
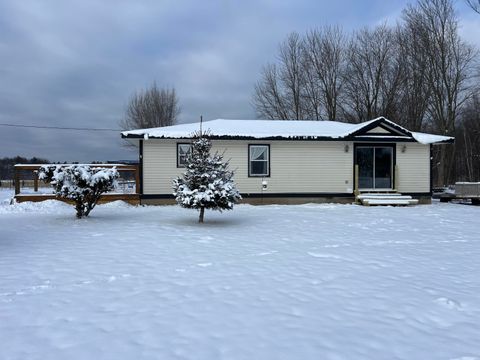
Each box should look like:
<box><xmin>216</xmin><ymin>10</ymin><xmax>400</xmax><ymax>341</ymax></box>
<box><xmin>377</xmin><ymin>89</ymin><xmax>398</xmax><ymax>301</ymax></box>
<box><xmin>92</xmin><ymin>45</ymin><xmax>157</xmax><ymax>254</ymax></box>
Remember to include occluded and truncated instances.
<box><xmin>84</xmin><ymin>195</ymin><xmax>100</xmax><ymax>218</ymax></box>
<box><xmin>75</xmin><ymin>200</ymin><xmax>84</xmax><ymax>219</ymax></box>
<box><xmin>199</xmin><ymin>207</ymin><xmax>205</xmax><ymax>223</ymax></box>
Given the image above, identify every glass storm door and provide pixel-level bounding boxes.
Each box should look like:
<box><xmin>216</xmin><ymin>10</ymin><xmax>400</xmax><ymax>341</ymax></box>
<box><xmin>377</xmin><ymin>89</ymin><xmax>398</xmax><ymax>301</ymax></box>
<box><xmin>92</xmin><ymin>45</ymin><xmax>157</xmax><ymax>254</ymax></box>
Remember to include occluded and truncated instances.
<box><xmin>356</xmin><ymin>146</ymin><xmax>393</xmax><ymax>189</ymax></box>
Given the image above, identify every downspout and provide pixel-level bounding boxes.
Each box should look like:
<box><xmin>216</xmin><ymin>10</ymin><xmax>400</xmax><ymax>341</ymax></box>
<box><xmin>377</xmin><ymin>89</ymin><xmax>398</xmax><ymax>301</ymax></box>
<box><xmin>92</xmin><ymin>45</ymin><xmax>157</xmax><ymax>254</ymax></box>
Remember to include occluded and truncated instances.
<box><xmin>430</xmin><ymin>144</ymin><xmax>433</xmax><ymax>197</ymax></box>
<box><xmin>139</xmin><ymin>140</ymin><xmax>144</xmax><ymax>197</ymax></box>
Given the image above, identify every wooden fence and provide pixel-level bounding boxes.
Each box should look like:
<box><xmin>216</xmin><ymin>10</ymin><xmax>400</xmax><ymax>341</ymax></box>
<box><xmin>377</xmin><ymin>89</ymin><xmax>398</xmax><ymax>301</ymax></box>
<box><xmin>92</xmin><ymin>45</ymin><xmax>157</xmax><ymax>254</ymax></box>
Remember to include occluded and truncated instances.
<box><xmin>13</xmin><ymin>164</ymin><xmax>140</xmax><ymax>205</ymax></box>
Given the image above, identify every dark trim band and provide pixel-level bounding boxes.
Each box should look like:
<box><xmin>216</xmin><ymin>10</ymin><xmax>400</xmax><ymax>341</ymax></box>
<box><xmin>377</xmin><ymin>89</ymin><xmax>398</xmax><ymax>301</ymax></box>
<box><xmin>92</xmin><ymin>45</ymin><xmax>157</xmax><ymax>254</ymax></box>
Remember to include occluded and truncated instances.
<box><xmin>242</xmin><ymin>192</ymin><xmax>353</xmax><ymax>198</ymax></box>
<box><xmin>142</xmin><ymin>192</ymin><xmax>354</xmax><ymax>200</ymax></box>
<box><xmin>139</xmin><ymin>140</ymin><xmax>144</xmax><ymax>195</ymax></box>
<box><xmin>142</xmin><ymin>194</ymin><xmax>175</xmax><ymax>199</ymax></box>
<box><xmin>401</xmin><ymin>192</ymin><xmax>432</xmax><ymax>197</ymax></box>
<box><xmin>141</xmin><ymin>192</ymin><xmax>431</xmax><ymax>200</ymax></box>
<box><xmin>429</xmin><ymin>144</ymin><xmax>433</xmax><ymax>196</ymax></box>
<box><xmin>123</xmin><ymin>134</ymin><xmax>453</xmax><ymax>144</ymax></box>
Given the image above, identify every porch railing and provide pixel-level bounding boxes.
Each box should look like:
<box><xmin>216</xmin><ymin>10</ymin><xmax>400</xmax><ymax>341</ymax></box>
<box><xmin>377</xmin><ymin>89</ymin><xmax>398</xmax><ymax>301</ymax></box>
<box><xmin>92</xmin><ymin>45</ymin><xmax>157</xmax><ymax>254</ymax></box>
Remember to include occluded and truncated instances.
<box><xmin>13</xmin><ymin>164</ymin><xmax>140</xmax><ymax>204</ymax></box>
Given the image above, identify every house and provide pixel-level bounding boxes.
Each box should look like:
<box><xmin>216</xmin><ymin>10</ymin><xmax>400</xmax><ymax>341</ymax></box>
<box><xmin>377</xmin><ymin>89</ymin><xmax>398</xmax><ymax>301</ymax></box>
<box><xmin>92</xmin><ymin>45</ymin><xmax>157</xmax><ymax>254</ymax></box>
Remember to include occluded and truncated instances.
<box><xmin>121</xmin><ymin>117</ymin><xmax>454</xmax><ymax>205</ymax></box>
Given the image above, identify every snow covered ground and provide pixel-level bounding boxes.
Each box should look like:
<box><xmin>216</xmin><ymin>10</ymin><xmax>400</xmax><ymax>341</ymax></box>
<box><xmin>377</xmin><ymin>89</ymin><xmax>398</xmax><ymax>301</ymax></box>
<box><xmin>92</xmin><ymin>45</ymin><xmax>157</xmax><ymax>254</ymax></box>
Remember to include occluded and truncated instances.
<box><xmin>1</xmin><ymin>189</ymin><xmax>479</xmax><ymax>360</ymax></box>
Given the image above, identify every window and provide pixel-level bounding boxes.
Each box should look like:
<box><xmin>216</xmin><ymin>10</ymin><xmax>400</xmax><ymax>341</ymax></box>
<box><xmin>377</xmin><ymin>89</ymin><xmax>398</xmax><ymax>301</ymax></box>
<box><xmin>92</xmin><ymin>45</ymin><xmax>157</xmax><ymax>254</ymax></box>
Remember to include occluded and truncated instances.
<box><xmin>249</xmin><ymin>145</ymin><xmax>270</xmax><ymax>177</ymax></box>
<box><xmin>177</xmin><ymin>143</ymin><xmax>191</xmax><ymax>168</ymax></box>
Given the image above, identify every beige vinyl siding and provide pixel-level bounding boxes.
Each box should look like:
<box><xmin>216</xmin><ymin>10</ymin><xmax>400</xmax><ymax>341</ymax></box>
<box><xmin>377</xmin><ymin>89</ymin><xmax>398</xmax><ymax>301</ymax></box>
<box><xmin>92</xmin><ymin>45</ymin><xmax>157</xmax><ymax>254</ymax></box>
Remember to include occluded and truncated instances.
<box><xmin>396</xmin><ymin>143</ymin><xmax>430</xmax><ymax>193</ymax></box>
<box><xmin>366</xmin><ymin>126</ymin><xmax>390</xmax><ymax>134</ymax></box>
<box><xmin>142</xmin><ymin>140</ymin><xmax>183</xmax><ymax>195</ymax></box>
<box><xmin>142</xmin><ymin>139</ymin><xmax>354</xmax><ymax>194</ymax></box>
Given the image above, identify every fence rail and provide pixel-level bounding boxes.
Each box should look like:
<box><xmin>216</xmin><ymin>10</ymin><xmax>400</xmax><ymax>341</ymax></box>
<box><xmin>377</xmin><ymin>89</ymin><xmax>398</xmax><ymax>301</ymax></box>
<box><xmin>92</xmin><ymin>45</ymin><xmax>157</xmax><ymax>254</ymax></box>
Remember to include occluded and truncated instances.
<box><xmin>12</xmin><ymin>163</ymin><xmax>140</xmax><ymax>205</ymax></box>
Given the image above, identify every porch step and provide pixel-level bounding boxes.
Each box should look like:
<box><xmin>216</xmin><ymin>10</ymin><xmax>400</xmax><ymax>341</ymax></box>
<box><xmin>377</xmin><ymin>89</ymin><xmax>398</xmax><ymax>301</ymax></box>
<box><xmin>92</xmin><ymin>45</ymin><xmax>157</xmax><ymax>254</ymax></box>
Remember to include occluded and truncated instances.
<box><xmin>356</xmin><ymin>192</ymin><xmax>418</xmax><ymax>206</ymax></box>
<box><xmin>357</xmin><ymin>194</ymin><xmax>414</xmax><ymax>201</ymax></box>
<box><xmin>362</xmin><ymin>198</ymin><xmax>419</xmax><ymax>206</ymax></box>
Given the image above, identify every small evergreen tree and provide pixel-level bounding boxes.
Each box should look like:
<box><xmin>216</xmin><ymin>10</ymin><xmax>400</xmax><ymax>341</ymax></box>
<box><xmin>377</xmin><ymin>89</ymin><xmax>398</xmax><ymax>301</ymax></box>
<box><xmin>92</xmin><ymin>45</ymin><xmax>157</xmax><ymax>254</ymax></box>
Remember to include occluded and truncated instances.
<box><xmin>38</xmin><ymin>165</ymin><xmax>119</xmax><ymax>218</ymax></box>
<box><xmin>173</xmin><ymin>133</ymin><xmax>241</xmax><ymax>223</ymax></box>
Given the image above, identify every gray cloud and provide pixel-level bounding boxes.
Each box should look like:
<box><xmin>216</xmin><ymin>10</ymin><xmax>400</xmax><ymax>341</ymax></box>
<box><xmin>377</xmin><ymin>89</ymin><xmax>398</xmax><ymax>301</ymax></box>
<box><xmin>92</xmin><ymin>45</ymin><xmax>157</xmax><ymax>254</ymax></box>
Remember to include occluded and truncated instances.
<box><xmin>0</xmin><ymin>0</ymin><xmax>478</xmax><ymax>162</ymax></box>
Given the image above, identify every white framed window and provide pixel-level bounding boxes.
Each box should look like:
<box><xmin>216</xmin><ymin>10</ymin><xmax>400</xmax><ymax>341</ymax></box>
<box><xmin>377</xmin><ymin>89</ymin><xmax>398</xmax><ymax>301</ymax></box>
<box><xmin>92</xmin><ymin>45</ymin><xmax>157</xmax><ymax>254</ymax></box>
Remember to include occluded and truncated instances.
<box><xmin>177</xmin><ymin>143</ymin><xmax>191</xmax><ymax>168</ymax></box>
<box><xmin>249</xmin><ymin>144</ymin><xmax>270</xmax><ymax>177</ymax></box>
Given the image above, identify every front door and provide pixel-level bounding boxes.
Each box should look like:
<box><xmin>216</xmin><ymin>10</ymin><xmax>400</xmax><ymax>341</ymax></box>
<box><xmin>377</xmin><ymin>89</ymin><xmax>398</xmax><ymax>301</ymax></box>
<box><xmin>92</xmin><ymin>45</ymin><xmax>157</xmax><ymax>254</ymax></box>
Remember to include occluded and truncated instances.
<box><xmin>355</xmin><ymin>146</ymin><xmax>393</xmax><ymax>190</ymax></box>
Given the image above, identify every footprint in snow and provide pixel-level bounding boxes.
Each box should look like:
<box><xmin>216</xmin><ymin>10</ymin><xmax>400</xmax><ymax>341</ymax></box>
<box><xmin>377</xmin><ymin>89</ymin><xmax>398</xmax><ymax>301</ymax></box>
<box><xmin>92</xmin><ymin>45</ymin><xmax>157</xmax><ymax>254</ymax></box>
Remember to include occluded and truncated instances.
<box><xmin>289</xmin><ymin>307</ymin><xmax>303</xmax><ymax>317</ymax></box>
<box><xmin>251</xmin><ymin>251</ymin><xmax>278</xmax><ymax>257</ymax></box>
<box><xmin>198</xmin><ymin>236</ymin><xmax>215</xmax><ymax>244</ymax></box>
<box><xmin>307</xmin><ymin>252</ymin><xmax>343</xmax><ymax>260</ymax></box>
<box><xmin>435</xmin><ymin>297</ymin><xmax>463</xmax><ymax>310</ymax></box>
<box><xmin>197</xmin><ymin>263</ymin><xmax>212</xmax><ymax>267</ymax></box>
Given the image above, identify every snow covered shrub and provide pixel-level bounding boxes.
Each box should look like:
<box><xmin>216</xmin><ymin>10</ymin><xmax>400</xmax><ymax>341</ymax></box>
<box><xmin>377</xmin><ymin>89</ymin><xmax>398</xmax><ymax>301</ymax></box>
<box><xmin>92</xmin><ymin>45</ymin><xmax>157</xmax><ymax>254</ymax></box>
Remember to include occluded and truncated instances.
<box><xmin>173</xmin><ymin>133</ymin><xmax>241</xmax><ymax>223</ymax></box>
<box><xmin>38</xmin><ymin>165</ymin><xmax>119</xmax><ymax>218</ymax></box>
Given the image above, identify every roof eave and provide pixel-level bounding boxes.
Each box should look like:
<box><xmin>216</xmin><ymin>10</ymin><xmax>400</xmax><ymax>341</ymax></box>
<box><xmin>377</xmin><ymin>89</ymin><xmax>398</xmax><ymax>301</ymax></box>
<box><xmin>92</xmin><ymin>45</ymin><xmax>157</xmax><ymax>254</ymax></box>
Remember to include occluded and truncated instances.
<box><xmin>121</xmin><ymin>133</ymin><xmax>144</xmax><ymax>139</ymax></box>
<box><xmin>431</xmin><ymin>138</ymin><xmax>455</xmax><ymax>145</ymax></box>
<box><xmin>121</xmin><ymin>134</ymin><xmax>455</xmax><ymax>144</ymax></box>
<box><xmin>122</xmin><ymin>134</ymin><xmax>349</xmax><ymax>141</ymax></box>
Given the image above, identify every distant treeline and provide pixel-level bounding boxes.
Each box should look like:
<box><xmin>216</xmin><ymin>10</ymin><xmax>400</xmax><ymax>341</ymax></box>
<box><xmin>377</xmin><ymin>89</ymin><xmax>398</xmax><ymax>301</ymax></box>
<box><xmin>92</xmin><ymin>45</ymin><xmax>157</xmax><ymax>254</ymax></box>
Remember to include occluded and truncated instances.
<box><xmin>0</xmin><ymin>156</ymin><xmax>50</xmax><ymax>180</ymax></box>
<box><xmin>0</xmin><ymin>157</ymin><xmax>139</xmax><ymax>181</ymax></box>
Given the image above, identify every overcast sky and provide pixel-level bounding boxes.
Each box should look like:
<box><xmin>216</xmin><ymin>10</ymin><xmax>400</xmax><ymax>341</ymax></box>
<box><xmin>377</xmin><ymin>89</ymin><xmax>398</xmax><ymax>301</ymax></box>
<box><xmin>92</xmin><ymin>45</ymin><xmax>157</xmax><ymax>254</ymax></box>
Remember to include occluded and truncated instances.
<box><xmin>0</xmin><ymin>0</ymin><xmax>478</xmax><ymax>162</ymax></box>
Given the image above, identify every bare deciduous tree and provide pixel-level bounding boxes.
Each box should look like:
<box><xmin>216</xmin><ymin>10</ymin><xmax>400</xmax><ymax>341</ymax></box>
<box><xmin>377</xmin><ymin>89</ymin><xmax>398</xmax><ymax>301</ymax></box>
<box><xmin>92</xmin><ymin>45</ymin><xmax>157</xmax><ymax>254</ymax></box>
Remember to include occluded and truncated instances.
<box><xmin>279</xmin><ymin>32</ymin><xmax>306</xmax><ymax>120</ymax></box>
<box><xmin>455</xmin><ymin>94</ymin><xmax>480</xmax><ymax>181</ymax></box>
<box><xmin>253</xmin><ymin>33</ymin><xmax>308</xmax><ymax>120</ymax></box>
<box><xmin>253</xmin><ymin>64</ymin><xmax>290</xmax><ymax>120</ymax></box>
<box><xmin>343</xmin><ymin>25</ymin><xmax>403</xmax><ymax>122</ymax></box>
<box><xmin>466</xmin><ymin>0</ymin><xmax>480</xmax><ymax>13</ymax></box>
<box><xmin>254</xmin><ymin>29</ymin><xmax>348</xmax><ymax>121</ymax></box>
<box><xmin>121</xmin><ymin>82</ymin><xmax>180</xmax><ymax>130</ymax></box>
<box><xmin>395</xmin><ymin>24</ymin><xmax>431</xmax><ymax>131</ymax></box>
<box><xmin>403</xmin><ymin>0</ymin><xmax>477</xmax><ymax>185</ymax></box>
<box><xmin>302</xmin><ymin>26</ymin><xmax>346</xmax><ymax>120</ymax></box>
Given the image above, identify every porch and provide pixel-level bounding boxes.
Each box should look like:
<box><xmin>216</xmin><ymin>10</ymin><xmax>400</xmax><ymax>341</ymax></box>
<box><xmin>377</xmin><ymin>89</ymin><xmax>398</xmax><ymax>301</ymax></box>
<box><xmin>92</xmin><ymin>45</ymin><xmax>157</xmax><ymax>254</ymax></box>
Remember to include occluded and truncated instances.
<box><xmin>12</xmin><ymin>164</ymin><xmax>141</xmax><ymax>205</ymax></box>
<box><xmin>354</xmin><ymin>163</ymin><xmax>419</xmax><ymax>206</ymax></box>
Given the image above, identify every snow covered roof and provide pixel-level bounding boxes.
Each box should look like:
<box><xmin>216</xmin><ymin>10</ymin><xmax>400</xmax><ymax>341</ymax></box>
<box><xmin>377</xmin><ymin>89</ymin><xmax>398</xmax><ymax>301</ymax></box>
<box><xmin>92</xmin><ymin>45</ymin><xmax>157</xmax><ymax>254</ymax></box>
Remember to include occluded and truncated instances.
<box><xmin>121</xmin><ymin>117</ymin><xmax>454</xmax><ymax>145</ymax></box>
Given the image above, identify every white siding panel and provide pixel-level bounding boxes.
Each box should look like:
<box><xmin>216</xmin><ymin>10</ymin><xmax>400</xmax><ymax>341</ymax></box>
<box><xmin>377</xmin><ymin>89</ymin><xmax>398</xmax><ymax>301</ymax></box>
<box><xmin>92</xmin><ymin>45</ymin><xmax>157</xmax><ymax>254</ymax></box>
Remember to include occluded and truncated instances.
<box><xmin>396</xmin><ymin>143</ymin><xmax>430</xmax><ymax>193</ymax></box>
<box><xmin>143</xmin><ymin>139</ymin><xmax>354</xmax><ymax>194</ymax></box>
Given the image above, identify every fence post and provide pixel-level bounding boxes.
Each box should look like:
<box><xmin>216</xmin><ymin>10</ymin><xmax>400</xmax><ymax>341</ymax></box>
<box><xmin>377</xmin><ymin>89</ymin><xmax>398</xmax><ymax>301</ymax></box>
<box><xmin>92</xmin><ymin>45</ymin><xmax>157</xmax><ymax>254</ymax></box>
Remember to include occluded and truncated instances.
<box><xmin>34</xmin><ymin>170</ymin><xmax>39</xmax><ymax>192</ymax></box>
<box><xmin>134</xmin><ymin>165</ymin><xmax>140</xmax><ymax>194</ymax></box>
<box><xmin>14</xmin><ymin>167</ymin><xmax>20</xmax><ymax>195</ymax></box>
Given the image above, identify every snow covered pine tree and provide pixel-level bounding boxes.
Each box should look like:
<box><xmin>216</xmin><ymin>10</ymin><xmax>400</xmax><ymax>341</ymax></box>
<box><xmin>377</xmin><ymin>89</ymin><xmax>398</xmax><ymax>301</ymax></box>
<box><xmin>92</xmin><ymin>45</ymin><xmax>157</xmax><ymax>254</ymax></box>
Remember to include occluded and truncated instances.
<box><xmin>173</xmin><ymin>132</ymin><xmax>241</xmax><ymax>223</ymax></box>
<box><xmin>38</xmin><ymin>165</ymin><xmax>119</xmax><ymax>218</ymax></box>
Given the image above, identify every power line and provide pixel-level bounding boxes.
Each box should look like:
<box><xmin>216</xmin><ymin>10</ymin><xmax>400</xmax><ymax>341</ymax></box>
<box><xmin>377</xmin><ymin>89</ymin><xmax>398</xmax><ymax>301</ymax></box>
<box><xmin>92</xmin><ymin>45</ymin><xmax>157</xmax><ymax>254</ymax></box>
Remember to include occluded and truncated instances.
<box><xmin>0</xmin><ymin>123</ymin><xmax>121</xmax><ymax>132</ymax></box>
